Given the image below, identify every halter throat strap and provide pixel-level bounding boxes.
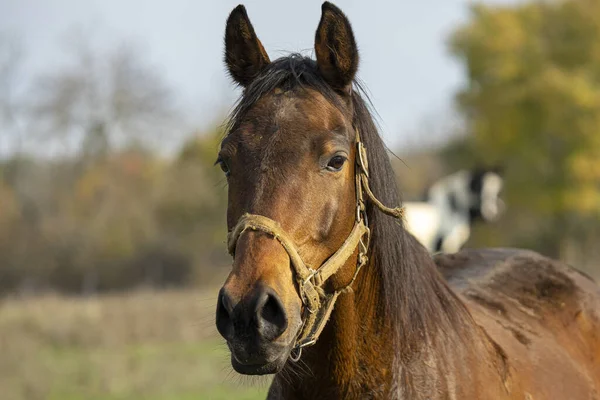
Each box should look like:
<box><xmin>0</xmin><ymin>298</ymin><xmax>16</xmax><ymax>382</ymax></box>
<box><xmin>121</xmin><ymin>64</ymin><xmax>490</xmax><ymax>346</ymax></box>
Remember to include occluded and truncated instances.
<box><xmin>225</xmin><ymin>130</ymin><xmax>404</xmax><ymax>352</ymax></box>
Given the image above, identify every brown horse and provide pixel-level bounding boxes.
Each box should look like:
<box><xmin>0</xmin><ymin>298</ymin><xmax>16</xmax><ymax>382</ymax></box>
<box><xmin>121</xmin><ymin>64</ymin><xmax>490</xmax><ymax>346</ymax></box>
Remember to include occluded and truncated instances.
<box><xmin>214</xmin><ymin>2</ymin><xmax>600</xmax><ymax>399</ymax></box>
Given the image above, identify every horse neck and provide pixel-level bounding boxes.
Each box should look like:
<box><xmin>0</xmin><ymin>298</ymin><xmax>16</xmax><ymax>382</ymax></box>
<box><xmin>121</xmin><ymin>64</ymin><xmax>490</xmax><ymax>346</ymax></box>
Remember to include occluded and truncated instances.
<box><xmin>270</xmin><ymin>258</ymin><xmax>397</xmax><ymax>398</ymax></box>
<box><xmin>271</xmin><ymin>232</ymin><xmax>498</xmax><ymax>399</ymax></box>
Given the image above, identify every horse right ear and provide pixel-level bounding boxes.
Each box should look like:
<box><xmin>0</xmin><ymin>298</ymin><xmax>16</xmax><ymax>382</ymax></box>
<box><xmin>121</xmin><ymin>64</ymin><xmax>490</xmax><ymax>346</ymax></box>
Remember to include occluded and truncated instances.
<box><xmin>224</xmin><ymin>5</ymin><xmax>270</xmax><ymax>87</ymax></box>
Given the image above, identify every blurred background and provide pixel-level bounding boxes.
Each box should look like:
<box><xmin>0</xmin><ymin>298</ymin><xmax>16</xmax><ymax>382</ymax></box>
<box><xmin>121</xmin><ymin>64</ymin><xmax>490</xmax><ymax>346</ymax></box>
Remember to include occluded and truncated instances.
<box><xmin>1</xmin><ymin>0</ymin><xmax>598</xmax><ymax>398</ymax></box>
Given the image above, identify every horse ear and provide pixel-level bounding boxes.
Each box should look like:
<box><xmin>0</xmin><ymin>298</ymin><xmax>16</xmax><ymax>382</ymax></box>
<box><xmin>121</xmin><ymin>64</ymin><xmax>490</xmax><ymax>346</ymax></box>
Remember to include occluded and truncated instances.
<box><xmin>314</xmin><ymin>2</ymin><xmax>359</xmax><ymax>94</ymax></box>
<box><xmin>224</xmin><ymin>5</ymin><xmax>270</xmax><ymax>87</ymax></box>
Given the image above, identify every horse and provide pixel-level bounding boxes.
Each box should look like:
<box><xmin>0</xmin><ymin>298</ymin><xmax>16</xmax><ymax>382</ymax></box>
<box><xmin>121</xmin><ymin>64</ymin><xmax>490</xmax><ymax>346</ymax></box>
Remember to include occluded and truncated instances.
<box><xmin>403</xmin><ymin>167</ymin><xmax>505</xmax><ymax>253</ymax></box>
<box><xmin>214</xmin><ymin>3</ymin><xmax>600</xmax><ymax>398</ymax></box>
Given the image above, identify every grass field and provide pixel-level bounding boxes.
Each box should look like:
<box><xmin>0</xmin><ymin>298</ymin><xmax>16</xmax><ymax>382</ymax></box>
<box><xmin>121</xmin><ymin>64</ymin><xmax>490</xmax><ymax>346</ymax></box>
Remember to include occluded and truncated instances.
<box><xmin>0</xmin><ymin>288</ymin><xmax>272</xmax><ymax>400</ymax></box>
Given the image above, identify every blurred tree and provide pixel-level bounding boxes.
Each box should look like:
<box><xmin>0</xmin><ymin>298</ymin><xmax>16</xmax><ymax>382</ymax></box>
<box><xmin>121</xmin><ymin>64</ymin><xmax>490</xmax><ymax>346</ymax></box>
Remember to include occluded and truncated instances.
<box><xmin>449</xmin><ymin>0</ymin><xmax>600</xmax><ymax>270</ymax></box>
<box><xmin>155</xmin><ymin>125</ymin><xmax>229</xmax><ymax>282</ymax></box>
<box><xmin>0</xmin><ymin>30</ymin><xmax>232</xmax><ymax>295</ymax></box>
<box><xmin>0</xmin><ymin>34</ymin><xmax>25</xmax><ymax>153</ymax></box>
<box><xmin>31</xmin><ymin>37</ymin><xmax>177</xmax><ymax>157</ymax></box>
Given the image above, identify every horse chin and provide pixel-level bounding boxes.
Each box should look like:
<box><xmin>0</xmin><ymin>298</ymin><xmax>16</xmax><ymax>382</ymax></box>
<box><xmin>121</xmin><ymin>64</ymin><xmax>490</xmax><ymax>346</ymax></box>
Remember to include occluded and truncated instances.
<box><xmin>230</xmin><ymin>348</ymin><xmax>289</xmax><ymax>375</ymax></box>
<box><xmin>482</xmin><ymin>199</ymin><xmax>505</xmax><ymax>222</ymax></box>
<box><xmin>481</xmin><ymin>205</ymin><xmax>501</xmax><ymax>222</ymax></box>
<box><xmin>483</xmin><ymin>211</ymin><xmax>498</xmax><ymax>222</ymax></box>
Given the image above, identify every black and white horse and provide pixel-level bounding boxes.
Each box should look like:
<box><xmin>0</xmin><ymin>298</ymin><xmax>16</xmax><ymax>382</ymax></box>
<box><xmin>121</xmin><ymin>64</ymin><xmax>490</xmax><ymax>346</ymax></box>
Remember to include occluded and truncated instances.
<box><xmin>403</xmin><ymin>167</ymin><xmax>505</xmax><ymax>254</ymax></box>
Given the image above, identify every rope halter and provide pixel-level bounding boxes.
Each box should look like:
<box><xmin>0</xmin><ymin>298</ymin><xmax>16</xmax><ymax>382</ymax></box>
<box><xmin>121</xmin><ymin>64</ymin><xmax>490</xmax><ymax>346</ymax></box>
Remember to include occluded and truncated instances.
<box><xmin>226</xmin><ymin>129</ymin><xmax>404</xmax><ymax>359</ymax></box>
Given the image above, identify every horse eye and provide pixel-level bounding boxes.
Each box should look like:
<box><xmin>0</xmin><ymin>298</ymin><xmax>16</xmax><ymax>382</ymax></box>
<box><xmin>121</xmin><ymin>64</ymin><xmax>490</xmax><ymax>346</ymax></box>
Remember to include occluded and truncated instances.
<box><xmin>216</xmin><ymin>158</ymin><xmax>230</xmax><ymax>176</ymax></box>
<box><xmin>327</xmin><ymin>155</ymin><xmax>346</xmax><ymax>171</ymax></box>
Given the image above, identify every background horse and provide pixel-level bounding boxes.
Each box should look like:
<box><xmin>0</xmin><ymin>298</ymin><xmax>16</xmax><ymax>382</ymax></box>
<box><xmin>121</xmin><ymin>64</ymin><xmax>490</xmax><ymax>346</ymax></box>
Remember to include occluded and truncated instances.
<box><xmin>215</xmin><ymin>3</ymin><xmax>600</xmax><ymax>398</ymax></box>
<box><xmin>403</xmin><ymin>167</ymin><xmax>505</xmax><ymax>253</ymax></box>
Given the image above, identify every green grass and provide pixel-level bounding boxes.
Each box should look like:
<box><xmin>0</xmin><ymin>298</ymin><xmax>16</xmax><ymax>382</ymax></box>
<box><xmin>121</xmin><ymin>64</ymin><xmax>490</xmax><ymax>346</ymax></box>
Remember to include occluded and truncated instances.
<box><xmin>0</xmin><ymin>289</ymin><xmax>271</xmax><ymax>400</ymax></box>
<box><xmin>41</xmin><ymin>341</ymin><xmax>270</xmax><ymax>400</ymax></box>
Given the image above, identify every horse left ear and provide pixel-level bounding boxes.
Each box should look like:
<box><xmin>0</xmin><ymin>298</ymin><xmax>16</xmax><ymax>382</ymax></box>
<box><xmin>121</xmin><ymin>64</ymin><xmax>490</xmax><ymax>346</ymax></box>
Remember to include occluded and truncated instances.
<box><xmin>314</xmin><ymin>2</ymin><xmax>359</xmax><ymax>94</ymax></box>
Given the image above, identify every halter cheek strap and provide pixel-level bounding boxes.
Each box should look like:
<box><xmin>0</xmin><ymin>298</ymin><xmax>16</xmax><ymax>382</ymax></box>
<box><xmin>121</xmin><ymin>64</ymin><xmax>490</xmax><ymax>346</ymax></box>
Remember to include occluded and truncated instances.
<box><xmin>225</xmin><ymin>130</ymin><xmax>404</xmax><ymax>355</ymax></box>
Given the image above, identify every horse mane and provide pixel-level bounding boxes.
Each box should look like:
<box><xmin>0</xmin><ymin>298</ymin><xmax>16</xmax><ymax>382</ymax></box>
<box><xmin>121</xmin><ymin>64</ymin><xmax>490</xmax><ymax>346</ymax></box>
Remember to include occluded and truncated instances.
<box><xmin>225</xmin><ymin>53</ymin><xmax>470</xmax><ymax>357</ymax></box>
<box><xmin>351</xmin><ymin>84</ymin><xmax>470</xmax><ymax>355</ymax></box>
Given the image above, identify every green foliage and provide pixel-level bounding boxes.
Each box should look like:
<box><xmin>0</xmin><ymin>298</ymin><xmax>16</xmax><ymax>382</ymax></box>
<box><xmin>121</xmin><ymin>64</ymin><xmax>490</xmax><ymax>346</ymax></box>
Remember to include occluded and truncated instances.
<box><xmin>448</xmin><ymin>0</ymin><xmax>600</xmax><ymax>267</ymax></box>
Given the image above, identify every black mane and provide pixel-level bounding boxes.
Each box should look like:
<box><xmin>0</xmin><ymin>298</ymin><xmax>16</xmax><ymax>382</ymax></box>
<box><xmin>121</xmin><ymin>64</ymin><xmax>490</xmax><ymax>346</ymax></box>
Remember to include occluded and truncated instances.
<box><xmin>225</xmin><ymin>53</ymin><xmax>469</xmax><ymax>357</ymax></box>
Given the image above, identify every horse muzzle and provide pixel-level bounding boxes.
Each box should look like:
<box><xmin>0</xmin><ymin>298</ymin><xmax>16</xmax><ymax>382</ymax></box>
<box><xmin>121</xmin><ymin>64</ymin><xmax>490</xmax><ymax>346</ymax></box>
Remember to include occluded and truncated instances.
<box><xmin>216</xmin><ymin>284</ymin><xmax>302</xmax><ymax>375</ymax></box>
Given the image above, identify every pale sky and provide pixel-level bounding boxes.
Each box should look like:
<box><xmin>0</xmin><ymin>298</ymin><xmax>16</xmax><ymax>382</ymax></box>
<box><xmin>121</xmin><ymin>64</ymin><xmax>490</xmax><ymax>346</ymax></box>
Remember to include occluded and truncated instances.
<box><xmin>1</xmin><ymin>0</ymin><xmax>522</xmax><ymax>153</ymax></box>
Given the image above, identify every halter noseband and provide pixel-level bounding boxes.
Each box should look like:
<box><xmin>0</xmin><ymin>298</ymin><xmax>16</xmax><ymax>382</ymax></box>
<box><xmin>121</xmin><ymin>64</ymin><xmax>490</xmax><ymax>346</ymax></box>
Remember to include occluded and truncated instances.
<box><xmin>226</xmin><ymin>129</ymin><xmax>404</xmax><ymax>358</ymax></box>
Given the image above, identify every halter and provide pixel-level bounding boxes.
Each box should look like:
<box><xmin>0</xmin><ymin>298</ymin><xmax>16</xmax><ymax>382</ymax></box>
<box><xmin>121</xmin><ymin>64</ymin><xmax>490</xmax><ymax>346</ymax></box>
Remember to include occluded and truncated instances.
<box><xmin>226</xmin><ymin>129</ymin><xmax>404</xmax><ymax>359</ymax></box>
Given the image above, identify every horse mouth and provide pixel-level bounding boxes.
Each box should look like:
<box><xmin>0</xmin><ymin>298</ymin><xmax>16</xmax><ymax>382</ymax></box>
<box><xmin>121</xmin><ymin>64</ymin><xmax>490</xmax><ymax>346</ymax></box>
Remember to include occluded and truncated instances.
<box><xmin>230</xmin><ymin>353</ymin><xmax>286</xmax><ymax>375</ymax></box>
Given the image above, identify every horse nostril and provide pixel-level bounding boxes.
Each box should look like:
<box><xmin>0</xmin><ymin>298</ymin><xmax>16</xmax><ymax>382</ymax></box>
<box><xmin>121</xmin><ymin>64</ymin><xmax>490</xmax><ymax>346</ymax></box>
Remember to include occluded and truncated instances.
<box><xmin>216</xmin><ymin>288</ymin><xmax>235</xmax><ymax>341</ymax></box>
<box><xmin>254</xmin><ymin>289</ymin><xmax>288</xmax><ymax>341</ymax></box>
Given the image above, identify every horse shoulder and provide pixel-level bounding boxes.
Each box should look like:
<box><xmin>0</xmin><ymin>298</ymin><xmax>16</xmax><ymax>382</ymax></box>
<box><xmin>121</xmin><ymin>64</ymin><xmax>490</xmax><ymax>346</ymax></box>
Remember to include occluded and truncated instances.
<box><xmin>434</xmin><ymin>248</ymin><xmax>600</xmax><ymax>399</ymax></box>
